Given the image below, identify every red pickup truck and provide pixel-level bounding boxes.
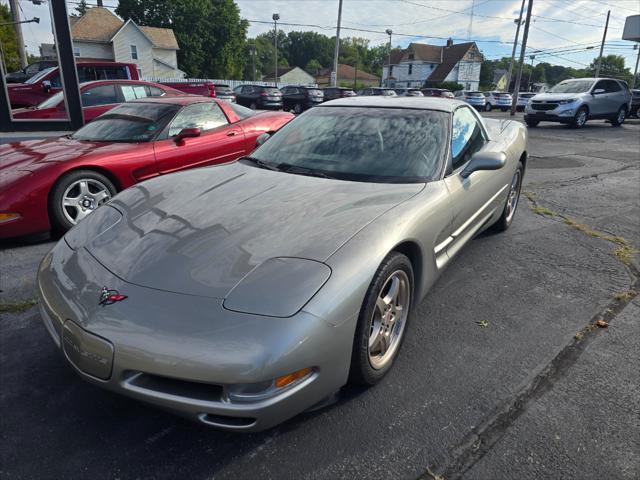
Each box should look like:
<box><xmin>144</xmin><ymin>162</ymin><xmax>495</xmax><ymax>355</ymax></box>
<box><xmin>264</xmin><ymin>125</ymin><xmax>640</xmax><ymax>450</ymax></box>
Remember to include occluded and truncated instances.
<box><xmin>8</xmin><ymin>61</ymin><xmax>217</xmax><ymax>108</ymax></box>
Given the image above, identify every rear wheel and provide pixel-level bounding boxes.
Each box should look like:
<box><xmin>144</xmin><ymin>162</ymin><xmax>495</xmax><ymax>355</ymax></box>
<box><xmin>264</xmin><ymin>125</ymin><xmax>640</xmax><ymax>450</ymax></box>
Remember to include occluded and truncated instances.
<box><xmin>570</xmin><ymin>106</ymin><xmax>588</xmax><ymax>128</ymax></box>
<box><xmin>49</xmin><ymin>170</ymin><xmax>117</xmax><ymax>234</ymax></box>
<box><xmin>350</xmin><ymin>252</ymin><xmax>413</xmax><ymax>386</ymax></box>
<box><xmin>493</xmin><ymin>162</ymin><xmax>523</xmax><ymax>232</ymax></box>
<box><xmin>249</xmin><ymin>102</ymin><xmax>257</xmax><ymax>110</ymax></box>
<box><xmin>294</xmin><ymin>102</ymin><xmax>302</xmax><ymax>114</ymax></box>
<box><xmin>485</xmin><ymin>103</ymin><xmax>493</xmax><ymax>112</ymax></box>
<box><xmin>610</xmin><ymin>106</ymin><xmax>626</xmax><ymax>126</ymax></box>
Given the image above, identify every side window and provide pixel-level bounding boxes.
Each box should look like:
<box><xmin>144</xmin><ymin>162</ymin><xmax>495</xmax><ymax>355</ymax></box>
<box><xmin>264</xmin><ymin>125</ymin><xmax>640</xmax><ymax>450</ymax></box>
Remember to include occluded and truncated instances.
<box><xmin>25</xmin><ymin>63</ymin><xmax>39</xmax><ymax>75</ymax></box>
<box><xmin>121</xmin><ymin>85</ymin><xmax>137</xmax><ymax>101</ymax></box>
<box><xmin>603</xmin><ymin>80</ymin><xmax>621</xmax><ymax>93</ymax></box>
<box><xmin>451</xmin><ymin>107</ymin><xmax>486</xmax><ymax>171</ymax></box>
<box><xmin>97</xmin><ymin>67</ymin><xmax>128</xmax><ymax>80</ymax></box>
<box><xmin>594</xmin><ymin>80</ymin><xmax>607</xmax><ymax>92</ymax></box>
<box><xmin>168</xmin><ymin>102</ymin><xmax>229</xmax><ymax>137</ymax></box>
<box><xmin>77</xmin><ymin>66</ymin><xmax>96</xmax><ymax>82</ymax></box>
<box><xmin>49</xmin><ymin>74</ymin><xmax>61</xmax><ymax>88</ymax></box>
<box><xmin>148</xmin><ymin>86</ymin><xmax>165</xmax><ymax>97</ymax></box>
<box><xmin>81</xmin><ymin>84</ymin><xmax>118</xmax><ymax>107</ymax></box>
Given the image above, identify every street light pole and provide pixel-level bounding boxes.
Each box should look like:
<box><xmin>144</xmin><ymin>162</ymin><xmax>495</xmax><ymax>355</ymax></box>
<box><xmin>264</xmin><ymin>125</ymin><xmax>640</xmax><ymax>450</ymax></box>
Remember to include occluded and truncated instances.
<box><xmin>386</xmin><ymin>29</ymin><xmax>393</xmax><ymax>87</ymax></box>
<box><xmin>595</xmin><ymin>10</ymin><xmax>610</xmax><ymax>78</ymax></box>
<box><xmin>510</xmin><ymin>0</ymin><xmax>534</xmax><ymax>116</ymax></box>
<box><xmin>506</xmin><ymin>0</ymin><xmax>526</xmax><ymax>93</ymax></box>
<box><xmin>527</xmin><ymin>55</ymin><xmax>535</xmax><ymax>91</ymax></box>
<box><xmin>272</xmin><ymin>13</ymin><xmax>280</xmax><ymax>85</ymax></box>
<box><xmin>8</xmin><ymin>0</ymin><xmax>27</xmax><ymax>68</ymax></box>
<box><xmin>332</xmin><ymin>0</ymin><xmax>343</xmax><ymax>87</ymax></box>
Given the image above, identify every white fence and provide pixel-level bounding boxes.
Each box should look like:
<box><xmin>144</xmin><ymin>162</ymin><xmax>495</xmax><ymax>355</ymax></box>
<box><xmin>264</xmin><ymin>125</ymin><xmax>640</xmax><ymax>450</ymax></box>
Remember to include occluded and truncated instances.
<box><xmin>143</xmin><ymin>77</ymin><xmax>318</xmax><ymax>89</ymax></box>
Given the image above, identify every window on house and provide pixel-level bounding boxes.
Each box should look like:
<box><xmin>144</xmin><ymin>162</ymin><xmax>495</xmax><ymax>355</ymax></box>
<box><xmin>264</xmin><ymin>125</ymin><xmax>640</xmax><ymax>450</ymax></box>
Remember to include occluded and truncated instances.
<box><xmin>130</xmin><ymin>45</ymin><xmax>138</xmax><ymax>60</ymax></box>
<box><xmin>73</xmin><ymin>47</ymin><xmax>80</xmax><ymax>57</ymax></box>
<box><xmin>408</xmin><ymin>53</ymin><xmax>414</xmax><ymax>60</ymax></box>
<box><xmin>408</xmin><ymin>64</ymin><xmax>413</xmax><ymax>75</ymax></box>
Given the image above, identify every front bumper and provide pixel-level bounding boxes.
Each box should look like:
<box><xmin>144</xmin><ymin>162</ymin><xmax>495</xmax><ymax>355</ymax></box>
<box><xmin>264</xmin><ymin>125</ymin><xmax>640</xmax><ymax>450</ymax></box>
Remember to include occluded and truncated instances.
<box><xmin>525</xmin><ymin>102</ymin><xmax>579</xmax><ymax>121</ymax></box>
<box><xmin>37</xmin><ymin>240</ymin><xmax>353</xmax><ymax>431</ymax></box>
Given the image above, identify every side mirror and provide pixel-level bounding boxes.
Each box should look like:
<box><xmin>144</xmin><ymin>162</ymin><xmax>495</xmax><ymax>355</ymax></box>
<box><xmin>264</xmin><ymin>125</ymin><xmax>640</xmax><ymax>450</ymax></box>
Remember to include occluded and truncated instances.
<box><xmin>42</xmin><ymin>80</ymin><xmax>52</xmax><ymax>93</ymax></box>
<box><xmin>174</xmin><ymin>127</ymin><xmax>201</xmax><ymax>143</ymax></box>
<box><xmin>460</xmin><ymin>151</ymin><xmax>506</xmax><ymax>179</ymax></box>
<box><xmin>592</xmin><ymin>88</ymin><xmax>605</xmax><ymax>95</ymax></box>
<box><xmin>255</xmin><ymin>132</ymin><xmax>271</xmax><ymax>147</ymax></box>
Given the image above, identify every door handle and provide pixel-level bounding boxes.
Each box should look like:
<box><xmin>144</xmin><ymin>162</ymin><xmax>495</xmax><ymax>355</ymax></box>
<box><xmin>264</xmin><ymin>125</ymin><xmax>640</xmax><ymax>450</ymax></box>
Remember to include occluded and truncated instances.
<box><xmin>226</xmin><ymin>131</ymin><xmax>240</xmax><ymax>137</ymax></box>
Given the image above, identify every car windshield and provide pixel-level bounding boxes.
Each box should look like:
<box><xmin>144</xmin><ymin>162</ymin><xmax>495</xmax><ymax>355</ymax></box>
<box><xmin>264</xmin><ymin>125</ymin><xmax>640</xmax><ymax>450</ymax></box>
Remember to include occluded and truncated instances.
<box><xmin>36</xmin><ymin>91</ymin><xmax>64</xmax><ymax>109</ymax></box>
<box><xmin>245</xmin><ymin>106</ymin><xmax>448</xmax><ymax>183</ymax></box>
<box><xmin>71</xmin><ymin>103</ymin><xmax>179</xmax><ymax>142</ymax></box>
<box><xmin>228</xmin><ymin>102</ymin><xmax>256</xmax><ymax>119</ymax></box>
<box><xmin>25</xmin><ymin>67</ymin><xmax>56</xmax><ymax>84</ymax></box>
<box><xmin>549</xmin><ymin>80</ymin><xmax>594</xmax><ymax>93</ymax></box>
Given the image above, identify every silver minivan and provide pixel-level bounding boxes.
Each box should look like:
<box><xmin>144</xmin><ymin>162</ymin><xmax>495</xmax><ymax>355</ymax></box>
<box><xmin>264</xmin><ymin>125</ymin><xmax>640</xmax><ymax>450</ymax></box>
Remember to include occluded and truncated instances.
<box><xmin>524</xmin><ymin>78</ymin><xmax>631</xmax><ymax>128</ymax></box>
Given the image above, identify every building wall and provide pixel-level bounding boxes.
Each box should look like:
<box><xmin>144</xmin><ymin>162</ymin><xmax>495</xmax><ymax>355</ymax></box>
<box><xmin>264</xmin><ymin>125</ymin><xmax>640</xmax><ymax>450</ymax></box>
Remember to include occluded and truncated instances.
<box><xmin>74</xmin><ymin>41</ymin><xmax>113</xmax><ymax>60</ymax></box>
<box><xmin>279</xmin><ymin>68</ymin><xmax>315</xmax><ymax>84</ymax></box>
<box><xmin>112</xmin><ymin>23</ymin><xmax>154</xmax><ymax>76</ymax></box>
<box><xmin>153</xmin><ymin>48</ymin><xmax>178</xmax><ymax>68</ymax></box>
<box><xmin>150</xmin><ymin>60</ymin><xmax>180</xmax><ymax>78</ymax></box>
<box><xmin>383</xmin><ymin>61</ymin><xmax>439</xmax><ymax>87</ymax></box>
<box><xmin>447</xmin><ymin>61</ymin><xmax>481</xmax><ymax>90</ymax></box>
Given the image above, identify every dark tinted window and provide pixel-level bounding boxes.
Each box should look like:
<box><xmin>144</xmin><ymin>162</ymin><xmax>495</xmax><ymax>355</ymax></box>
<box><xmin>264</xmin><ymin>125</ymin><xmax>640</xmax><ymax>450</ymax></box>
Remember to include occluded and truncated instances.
<box><xmin>25</xmin><ymin>63</ymin><xmax>39</xmax><ymax>75</ymax></box>
<box><xmin>249</xmin><ymin>106</ymin><xmax>448</xmax><ymax>182</ymax></box>
<box><xmin>72</xmin><ymin>103</ymin><xmax>179</xmax><ymax>142</ymax></box>
<box><xmin>263</xmin><ymin>87</ymin><xmax>281</xmax><ymax>95</ymax></box>
<box><xmin>451</xmin><ymin>107</ymin><xmax>485</xmax><ymax>170</ymax></box>
<box><xmin>602</xmin><ymin>80</ymin><xmax>621</xmax><ymax>93</ymax></box>
<box><xmin>96</xmin><ymin>66</ymin><xmax>129</xmax><ymax>80</ymax></box>
<box><xmin>78</xmin><ymin>66</ymin><xmax>96</xmax><ymax>82</ymax></box>
<box><xmin>81</xmin><ymin>84</ymin><xmax>118</xmax><ymax>106</ymax></box>
<box><xmin>168</xmin><ymin>102</ymin><xmax>228</xmax><ymax>136</ymax></box>
<box><xmin>148</xmin><ymin>86</ymin><xmax>165</xmax><ymax>97</ymax></box>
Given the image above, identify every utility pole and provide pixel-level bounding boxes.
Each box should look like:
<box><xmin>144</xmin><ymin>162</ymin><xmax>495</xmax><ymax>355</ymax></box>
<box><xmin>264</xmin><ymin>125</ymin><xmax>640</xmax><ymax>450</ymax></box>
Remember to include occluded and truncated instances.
<box><xmin>632</xmin><ymin>45</ymin><xmax>639</xmax><ymax>89</ymax></box>
<box><xmin>467</xmin><ymin>0</ymin><xmax>476</xmax><ymax>41</ymax></box>
<box><xmin>510</xmin><ymin>0</ymin><xmax>533</xmax><ymax>116</ymax></box>
<box><xmin>506</xmin><ymin>0</ymin><xmax>526</xmax><ymax>93</ymax></box>
<box><xmin>249</xmin><ymin>44</ymin><xmax>256</xmax><ymax>82</ymax></box>
<box><xmin>595</xmin><ymin>10</ymin><xmax>610</xmax><ymax>78</ymax></box>
<box><xmin>332</xmin><ymin>0</ymin><xmax>343</xmax><ymax>87</ymax></box>
<box><xmin>386</xmin><ymin>29</ymin><xmax>393</xmax><ymax>87</ymax></box>
<box><xmin>272</xmin><ymin>13</ymin><xmax>280</xmax><ymax>85</ymax></box>
<box><xmin>527</xmin><ymin>55</ymin><xmax>535</xmax><ymax>91</ymax></box>
<box><xmin>8</xmin><ymin>0</ymin><xmax>27</xmax><ymax>69</ymax></box>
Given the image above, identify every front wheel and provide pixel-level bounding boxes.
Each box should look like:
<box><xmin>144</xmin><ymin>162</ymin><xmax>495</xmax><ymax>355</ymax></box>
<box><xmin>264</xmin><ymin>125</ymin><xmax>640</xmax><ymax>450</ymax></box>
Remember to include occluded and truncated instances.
<box><xmin>49</xmin><ymin>170</ymin><xmax>117</xmax><ymax>234</ymax></box>
<box><xmin>349</xmin><ymin>252</ymin><xmax>414</xmax><ymax>386</ymax></box>
<box><xmin>293</xmin><ymin>102</ymin><xmax>302</xmax><ymax>114</ymax></box>
<box><xmin>525</xmin><ymin>118</ymin><xmax>539</xmax><ymax>127</ymax></box>
<box><xmin>610</xmin><ymin>106</ymin><xmax>626</xmax><ymax>126</ymax></box>
<box><xmin>570</xmin><ymin>106</ymin><xmax>588</xmax><ymax>128</ymax></box>
<box><xmin>492</xmin><ymin>162</ymin><xmax>523</xmax><ymax>232</ymax></box>
<box><xmin>485</xmin><ymin>103</ymin><xmax>493</xmax><ymax>112</ymax></box>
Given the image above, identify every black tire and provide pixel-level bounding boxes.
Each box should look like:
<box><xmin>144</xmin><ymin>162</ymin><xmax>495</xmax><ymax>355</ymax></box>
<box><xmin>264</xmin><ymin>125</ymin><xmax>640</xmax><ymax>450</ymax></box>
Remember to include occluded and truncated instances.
<box><xmin>570</xmin><ymin>106</ymin><xmax>588</xmax><ymax>128</ymax></box>
<box><xmin>249</xmin><ymin>102</ymin><xmax>257</xmax><ymax>110</ymax></box>
<box><xmin>610</xmin><ymin>105</ymin><xmax>626</xmax><ymax>126</ymax></box>
<box><xmin>525</xmin><ymin>119</ymin><xmax>539</xmax><ymax>127</ymax></box>
<box><xmin>293</xmin><ymin>102</ymin><xmax>302</xmax><ymax>114</ymax></box>
<box><xmin>49</xmin><ymin>170</ymin><xmax>117</xmax><ymax>234</ymax></box>
<box><xmin>485</xmin><ymin>103</ymin><xmax>492</xmax><ymax>112</ymax></box>
<box><xmin>349</xmin><ymin>252</ymin><xmax>414</xmax><ymax>386</ymax></box>
<box><xmin>493</xmin><ymin>161</ymin><xmax>524</xmax><ymax>232</ymax></box>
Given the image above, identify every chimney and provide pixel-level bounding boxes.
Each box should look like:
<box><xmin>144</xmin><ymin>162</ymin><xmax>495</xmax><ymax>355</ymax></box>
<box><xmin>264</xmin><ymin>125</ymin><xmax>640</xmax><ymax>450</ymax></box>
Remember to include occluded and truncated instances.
<box><xmin>446</xmin><ymin>38</ymin><xmax>453</xmax><ymax>47</ymax></box>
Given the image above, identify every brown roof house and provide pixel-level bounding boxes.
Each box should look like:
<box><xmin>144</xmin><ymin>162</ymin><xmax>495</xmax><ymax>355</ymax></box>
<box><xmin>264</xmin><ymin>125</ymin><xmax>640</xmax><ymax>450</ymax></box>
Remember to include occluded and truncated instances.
<box><xmin>315</xmin><ymin>64</ymin><xmax>380</xmax><ymax>87</ymax></box>
<box><xmin>42</xmin><ymin>7</ymin><xmax>184</xmax><ymax>78</ymax></box>
<box><xmin>382</xmin><ymin>39</ymin><xmax>483</xmax><ymax>90</ymax></box>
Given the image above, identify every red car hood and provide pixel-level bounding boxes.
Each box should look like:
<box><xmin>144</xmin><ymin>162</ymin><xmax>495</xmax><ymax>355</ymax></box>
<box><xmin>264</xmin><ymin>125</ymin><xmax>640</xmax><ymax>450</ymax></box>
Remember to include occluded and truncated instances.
<box><xmin>0</xmin><ymin>137</ymin><xmax>138</xmax><ymax>172</ymax></box>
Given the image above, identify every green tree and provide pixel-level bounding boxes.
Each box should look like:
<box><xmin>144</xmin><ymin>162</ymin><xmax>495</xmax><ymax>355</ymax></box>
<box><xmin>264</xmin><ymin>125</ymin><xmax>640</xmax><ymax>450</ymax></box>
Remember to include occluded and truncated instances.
<box><xmin>305</xmin><ymin>59</ymin><xmax>322</xmax><ymax>75</ymax></box>
<box><xmin>116</xmin><ymin>0</ymin><xmax>248</xmax><ymax>78</ymax></box>
<box><xmin>0</xmin><ymin>3</ymin><xmax>20</xmax><ymax>73</ymax></box>
<box><xmin>75</xmin><ymin>0</ymin><xmax>89</xmax><ymax>16</ymax></box>
<box><xmin>287</xmin><ymin>31</ymin><xmax>333</xmax><ymax>69</ymax></box>
<box><xmin>588</xmin><ymin>55</ymin><xmax>631</xmax><ymax>84</ymax></box>
<box><xmin>479</xmin><ymin>60</ymin><xmax>496</xmax><ymax>89</ymax></box>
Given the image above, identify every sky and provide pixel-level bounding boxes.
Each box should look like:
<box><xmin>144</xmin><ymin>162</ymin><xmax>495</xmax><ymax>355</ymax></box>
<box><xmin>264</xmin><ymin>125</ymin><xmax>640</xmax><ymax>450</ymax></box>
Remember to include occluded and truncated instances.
<box><xmin>5</xmin><ymin>0</ymin><xmax>640</xmax><ymax>73</ymax></box>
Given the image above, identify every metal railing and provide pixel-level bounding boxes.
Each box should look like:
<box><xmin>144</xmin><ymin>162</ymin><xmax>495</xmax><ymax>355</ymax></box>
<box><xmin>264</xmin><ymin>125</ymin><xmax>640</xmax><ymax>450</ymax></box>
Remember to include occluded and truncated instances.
<box><xmin>143</xmin><ymin>77</ymin><xmax>318</xmax><ymax>89</ymax></box>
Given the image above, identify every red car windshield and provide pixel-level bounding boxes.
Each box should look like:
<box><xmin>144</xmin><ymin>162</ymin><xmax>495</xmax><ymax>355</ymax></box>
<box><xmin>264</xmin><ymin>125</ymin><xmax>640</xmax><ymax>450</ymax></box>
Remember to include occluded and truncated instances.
<box><xmin>72</xmin><ymin>103</ymin><xmax>179</xmax><ymax>142</ymax></box>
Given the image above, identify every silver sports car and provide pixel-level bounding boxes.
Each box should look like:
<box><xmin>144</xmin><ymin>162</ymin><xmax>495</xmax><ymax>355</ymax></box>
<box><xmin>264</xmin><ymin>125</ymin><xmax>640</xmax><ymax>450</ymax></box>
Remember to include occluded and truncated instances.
<box><xmin>37</xmin><ymin>97</ymin><xmax>527</xmax><ymax>431</ymax></box>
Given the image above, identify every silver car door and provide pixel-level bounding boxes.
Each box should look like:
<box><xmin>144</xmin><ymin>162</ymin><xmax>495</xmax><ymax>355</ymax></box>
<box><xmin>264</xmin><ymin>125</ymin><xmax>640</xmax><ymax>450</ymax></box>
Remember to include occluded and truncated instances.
<box><xmin>443</xmin><ymin>106</ymin><xmax>511</xmax><ymax>258</ymax></box>
<box><xmin>590</xmin><ymin>80</ymin><xmax>609</xmax><ymax>115</ymax></box>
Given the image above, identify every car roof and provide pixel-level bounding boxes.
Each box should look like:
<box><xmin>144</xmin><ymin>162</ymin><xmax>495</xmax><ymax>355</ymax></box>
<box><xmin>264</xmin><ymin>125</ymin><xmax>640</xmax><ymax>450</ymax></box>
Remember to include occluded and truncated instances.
<box><xmin>129</xmin><ymin>96</ymin><xmax>215</xmax><ymax>106</ymax></box>
<box><xmin>79</xmin><ymin>79</ymin><xmax>167</xmax><ymax>88</ymax></box>
<box><xmin>319</xmin><ymin>96</ymin><xmax>464</xmax><ymax>112</ymax></box>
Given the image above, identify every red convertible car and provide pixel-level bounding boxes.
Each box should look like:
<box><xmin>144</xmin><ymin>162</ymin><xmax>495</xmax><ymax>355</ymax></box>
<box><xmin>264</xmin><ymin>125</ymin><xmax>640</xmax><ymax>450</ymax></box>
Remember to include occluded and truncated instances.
<box><xmin>0</xmin><ymin>97</ymin><xmax>294</xmax><ymax>239</ymax></box>
<box><xmin>11</xmin><ymin>80</ymin><xmax>183</xmax><ymax>122</ymax></box>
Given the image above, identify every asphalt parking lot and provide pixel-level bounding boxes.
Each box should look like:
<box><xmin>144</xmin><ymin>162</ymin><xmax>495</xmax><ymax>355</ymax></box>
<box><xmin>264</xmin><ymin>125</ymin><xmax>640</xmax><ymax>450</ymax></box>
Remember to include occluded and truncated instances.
<box><xmin>1</xmin><ymin>112</ymin><xmax>639</xmax><ymax>479</ymax></box>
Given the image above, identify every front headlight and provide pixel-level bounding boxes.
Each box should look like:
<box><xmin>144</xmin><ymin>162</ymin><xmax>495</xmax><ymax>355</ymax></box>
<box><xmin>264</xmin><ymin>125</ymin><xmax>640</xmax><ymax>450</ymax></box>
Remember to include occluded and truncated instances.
<box><xmin>223</xmin><ymin>257</ymin><xmax>331</xmax><ymax>317</ymax></box>
<box><xmin>558</xmin><ymin>98</ymin><xmax>577</xmax><ymax>105</ymax></box>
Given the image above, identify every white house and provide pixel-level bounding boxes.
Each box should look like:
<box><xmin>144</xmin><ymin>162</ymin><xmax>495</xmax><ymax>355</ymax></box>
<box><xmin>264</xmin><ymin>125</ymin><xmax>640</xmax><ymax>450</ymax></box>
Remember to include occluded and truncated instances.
<box><xmin>382</xmin><ymin>39</ymin><xmax>483</xmax><ymax>90</ymax></box>
<box><xmin>66</xmin><ymin>7</ymin><xmax>183</xmax><ymax>78</ymax></box>
<box><xmin>262</xmin><ymin>66</ymin><xmax>315</xmax><ymax>84</ymax></box>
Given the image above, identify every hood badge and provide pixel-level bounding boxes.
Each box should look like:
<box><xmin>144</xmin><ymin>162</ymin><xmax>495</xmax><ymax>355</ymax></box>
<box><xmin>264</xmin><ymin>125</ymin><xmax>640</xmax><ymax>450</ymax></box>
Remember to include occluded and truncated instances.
<box><xmin>99</xmin><ymin>286</ymin><xmax>127</xmax><ymax>306</ymax></box>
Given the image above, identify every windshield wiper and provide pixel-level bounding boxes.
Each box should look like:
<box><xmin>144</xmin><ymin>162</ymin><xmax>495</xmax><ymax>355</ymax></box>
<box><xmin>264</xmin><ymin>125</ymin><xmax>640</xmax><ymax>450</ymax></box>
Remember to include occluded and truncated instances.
<box><xmin>276</xmin><ymin>163</ymin><xmax>336</xmax><ymax>179</ymax></box>
<box><xmin>240</xmin><ymin>156</ymin><xmax>281</xmax><ymax>171</ymax></box>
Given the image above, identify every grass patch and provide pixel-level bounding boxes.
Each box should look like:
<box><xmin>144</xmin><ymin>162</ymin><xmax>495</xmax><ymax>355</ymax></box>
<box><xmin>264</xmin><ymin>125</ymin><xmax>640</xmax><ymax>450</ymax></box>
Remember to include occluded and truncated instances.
<box><xmin>0</xmin><ymin>298</ymin><xmax>38</xmax><ymax>314</ymax></box>
<box><xmin>613</xmin><ymin>289</ymin><xmax>637</xmax><ymax>302</ymax></box>
<box><xmin>532</xmin><ymin>206</ymin><xmax>555</xmax><ymax>216</ymax></box>
<box><xmin>614</xmin><ymin>245</ymin><xmax>637</xmax><ymax>265</ymax></box>
<box><xmin>564</xmin><ymin>218</ymin><xmax>630</xmax><ymax>246</ymax></box>
<box><xmin>523</xmin><ymin>191</ymin><xmax>537</xmax><ymax>202</ymax></box>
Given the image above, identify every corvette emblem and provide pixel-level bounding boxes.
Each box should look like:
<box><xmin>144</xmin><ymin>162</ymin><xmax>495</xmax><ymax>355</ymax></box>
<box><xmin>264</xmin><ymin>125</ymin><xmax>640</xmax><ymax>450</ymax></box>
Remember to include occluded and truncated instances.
<box><xmin>99</xmin><ymin>286</ymin><xmax>127</xmax><ymax>306</ymax></box>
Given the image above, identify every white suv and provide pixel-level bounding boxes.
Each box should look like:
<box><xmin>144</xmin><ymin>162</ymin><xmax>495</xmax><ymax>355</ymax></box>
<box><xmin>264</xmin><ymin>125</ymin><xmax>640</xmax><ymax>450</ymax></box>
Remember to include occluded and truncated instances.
<box><xmin>524</xmin><ymin>78</ymin><xmax>631</xmax><ymax>128</ymax></box>
<box><xmin>483</xmin><ymin>91</ymin><xmax>512</xmax><ymax>111</ymax></box>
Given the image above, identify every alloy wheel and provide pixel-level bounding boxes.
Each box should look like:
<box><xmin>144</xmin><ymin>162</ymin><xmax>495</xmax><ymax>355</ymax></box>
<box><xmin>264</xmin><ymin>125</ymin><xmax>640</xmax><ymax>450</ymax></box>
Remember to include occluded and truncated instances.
<box><xmin>505</xmin><ymin>169</ymin><xmax>522</xmax><ymax>224</ymax></box>
<box><xmin>61</xmin><ymin>178</ymin><xmax>112</xmax><ymax>225</ymax></box>
<box><xmin>576</xmin><ymin>109</ymin><xmax>587</xmax><ymax>127</ymax></box>
<box><xmin>617</xmin><ymin>108</ymin><xmax>625</xmax><ymax>124</ymax></box>
<box><xmin>368</xmin><ymin>270</ymin><xmax>410</xmax><ymax>370</ymax></box>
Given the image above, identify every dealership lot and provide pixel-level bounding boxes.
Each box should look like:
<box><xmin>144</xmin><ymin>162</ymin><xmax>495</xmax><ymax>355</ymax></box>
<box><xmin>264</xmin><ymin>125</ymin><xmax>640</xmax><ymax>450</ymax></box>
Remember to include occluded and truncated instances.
<box><xmin>1</xmin><ymin>114</ymin><xmax>639</xmax><ymax>479</ymax></box>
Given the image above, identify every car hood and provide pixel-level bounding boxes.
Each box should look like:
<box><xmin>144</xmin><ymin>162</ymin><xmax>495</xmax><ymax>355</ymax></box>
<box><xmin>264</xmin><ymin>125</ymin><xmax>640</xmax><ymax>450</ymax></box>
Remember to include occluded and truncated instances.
<box><xmin>0</xmin><ymin>137</ymin><xmax>142</xmax><ymax>172</ymax></box>
<box><xmin>531</xmin><ymin>92</ymin><xmax>583</xmax><ymax>102</ymax></box>
<box><xmin>86</xmin><ymin>162</ymin><xmax>424</xmax><ymax>298</ymax></box>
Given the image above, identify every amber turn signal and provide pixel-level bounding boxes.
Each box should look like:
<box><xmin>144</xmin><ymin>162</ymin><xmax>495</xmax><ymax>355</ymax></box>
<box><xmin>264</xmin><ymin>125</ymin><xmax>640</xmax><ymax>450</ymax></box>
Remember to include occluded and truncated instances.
<box><xmin>0</xmin><ymin>213</ymin><xmax>21</xmax><ymax>223</ymax></box>
<box><xmin>275</xmin><ymin>367</ymin><xmax>312</xmax><ymax>389</ymax></box>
